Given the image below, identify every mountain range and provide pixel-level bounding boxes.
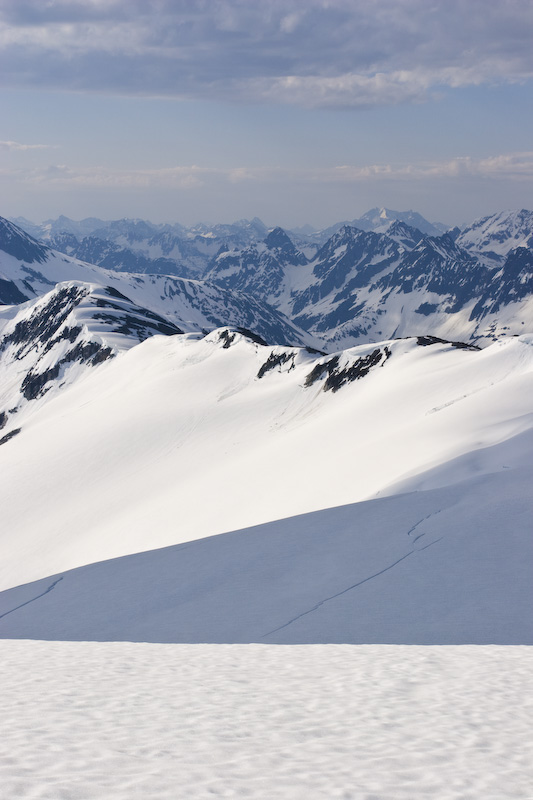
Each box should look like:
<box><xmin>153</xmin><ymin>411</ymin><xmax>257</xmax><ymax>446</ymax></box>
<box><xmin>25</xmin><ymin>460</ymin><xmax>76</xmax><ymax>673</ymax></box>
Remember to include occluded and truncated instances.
<box><xmin>9</xmin><ymin>207</ymin><xmax>533</xmax><ymax>349</ymax></box>
<box><xmin>0</xmin><ymin>208</ymin><xmax>532</xmax><ymax>645</ymax></box>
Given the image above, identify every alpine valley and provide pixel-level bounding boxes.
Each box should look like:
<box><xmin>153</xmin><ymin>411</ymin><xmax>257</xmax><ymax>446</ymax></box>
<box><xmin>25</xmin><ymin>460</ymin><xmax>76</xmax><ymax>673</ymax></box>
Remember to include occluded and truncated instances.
<box><xmin>0</xmin><ymin>208</ymin><xmax>532</xmax><ymax>646</ymax></box>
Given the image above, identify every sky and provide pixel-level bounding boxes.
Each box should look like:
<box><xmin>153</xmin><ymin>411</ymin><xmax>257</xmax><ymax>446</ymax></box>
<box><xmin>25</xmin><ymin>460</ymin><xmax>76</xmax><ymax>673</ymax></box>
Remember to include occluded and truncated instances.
<box><xmin>1</xmin><ymin>0</ymin><xmax>532</xmax><ymax>229</ymax></box>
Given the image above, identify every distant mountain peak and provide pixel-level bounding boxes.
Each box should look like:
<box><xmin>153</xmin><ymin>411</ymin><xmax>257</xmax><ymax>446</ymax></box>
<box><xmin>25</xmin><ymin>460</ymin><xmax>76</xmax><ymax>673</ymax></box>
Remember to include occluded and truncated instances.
<box><xmin>264</xmin><ymin>227</ymin><xmax>295</xmax><ymax>250</ymax></box>
<box><xmin>354</xmin><ymin>208</ymin><xmax>448</xmax><ymax>237</ymax></box>
<box><xmin>0</xmin><ymin>215</ymin><xmax>50</xmax><ymax>264</ymax></box>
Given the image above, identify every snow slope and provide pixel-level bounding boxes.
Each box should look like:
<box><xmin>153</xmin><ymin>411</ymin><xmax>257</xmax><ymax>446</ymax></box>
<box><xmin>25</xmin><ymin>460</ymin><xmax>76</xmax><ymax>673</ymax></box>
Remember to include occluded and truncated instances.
<box><xmin>1</xmin><ymin>456</ymin><xmax>531</xmax><ymax>643</ymax></box>
<box><xmin>1</xmin><ymin>643</ymin><xmax>531</xmax><ymax>799</ymax></box>
<box><xmin>0</xmin><ymin>330</ymin><xmax>532</xmax><ymax>643</ymax></box>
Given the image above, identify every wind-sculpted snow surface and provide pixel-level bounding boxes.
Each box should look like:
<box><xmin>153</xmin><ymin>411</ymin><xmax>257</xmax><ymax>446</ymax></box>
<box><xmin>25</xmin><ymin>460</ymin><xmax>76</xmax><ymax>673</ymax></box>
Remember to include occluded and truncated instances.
<box><xmin>1</xmin><ymin>642</ymin><xmax>532</xmax><ymax>799</ymax></box>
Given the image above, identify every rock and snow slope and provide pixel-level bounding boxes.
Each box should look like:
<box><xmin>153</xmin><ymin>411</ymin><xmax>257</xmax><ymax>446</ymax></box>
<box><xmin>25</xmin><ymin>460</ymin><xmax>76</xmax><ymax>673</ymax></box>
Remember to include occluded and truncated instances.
<box><xmin>207</xmin><ymin>216</ymin><xmax>533</xmax><ymax>350</ymax></box>
<box><xmin>0</xmin><ymin>282</ymin><xmax>182</xmax><ymax>430</ymax></box>
<box><xmin>0</xmin><ymin>215</ymin><xmax>317</xmax><ymax>350</ymax></box>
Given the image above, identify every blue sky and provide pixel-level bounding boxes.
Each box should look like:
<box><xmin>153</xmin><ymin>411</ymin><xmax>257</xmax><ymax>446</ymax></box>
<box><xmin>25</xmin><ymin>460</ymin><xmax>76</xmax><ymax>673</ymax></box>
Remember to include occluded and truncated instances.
<box><xmin>1</xmin><ymin>0</ymin><xmax>532</xmax><ymax>228</ymax></box>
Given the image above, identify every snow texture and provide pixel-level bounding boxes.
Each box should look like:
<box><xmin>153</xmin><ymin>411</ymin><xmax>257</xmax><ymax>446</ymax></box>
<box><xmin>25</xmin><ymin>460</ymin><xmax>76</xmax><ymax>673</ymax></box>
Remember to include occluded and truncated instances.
<box><xmin>1</xmin><ymin>642</ymin><xmax>531</xmax><ymax>800</ymax></box>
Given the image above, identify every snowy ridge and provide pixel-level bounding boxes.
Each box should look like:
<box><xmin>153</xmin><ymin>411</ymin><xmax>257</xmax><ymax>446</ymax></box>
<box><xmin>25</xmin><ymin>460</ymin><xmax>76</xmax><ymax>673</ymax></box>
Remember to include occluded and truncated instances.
<box><xmin>457</xmin><ymin>208</ymin><xmax>533</xmax><ymax>263</ymax></box>
<box><xmin>0</xmin><ymin>211</ymin><xmax>532</xmax><ymax>646</ymax></box>
<box><xmin>0</xmin><ymin>282</ymin><xmax>182</xmax><ymax>430</ymax></box>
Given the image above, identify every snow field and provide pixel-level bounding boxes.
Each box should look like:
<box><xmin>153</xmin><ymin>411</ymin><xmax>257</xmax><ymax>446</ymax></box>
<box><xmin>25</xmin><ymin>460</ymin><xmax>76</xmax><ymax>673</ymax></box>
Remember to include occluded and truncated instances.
<box><xmin>1</xmin><ymin>332</ymin><xmax>532</xmax><ymax>592</ymax></box>
<box><xmin>1</xmin><ymin>459</ymin><xmax>531</xmax><ymax>644</ymax></box>
<box><xmin>1</xmin><ymin>642</ymin><xmax>532</xmax><ymax>800</ymax></box>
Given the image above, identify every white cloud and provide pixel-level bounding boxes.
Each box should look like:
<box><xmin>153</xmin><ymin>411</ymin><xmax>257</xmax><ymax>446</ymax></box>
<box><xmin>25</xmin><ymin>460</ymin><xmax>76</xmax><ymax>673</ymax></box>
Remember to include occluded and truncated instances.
<box><xmin>0</xmin><ymin>140</ymin><xmax>54</xmax><ymax>151</ymax></box>
<box><xmin>0</xmin><ymin>1</ymin><xmax>532</xmax><ymax>107</ymax></box>
<box><xmin>330</xmin><ymin>152</ymin><xmax>533</xmax><ymax>181</ymax></box>
<box><xmin>3</xmin><ymin>152</ymin><xmax>532</xmax><ymax>190</ymax></box>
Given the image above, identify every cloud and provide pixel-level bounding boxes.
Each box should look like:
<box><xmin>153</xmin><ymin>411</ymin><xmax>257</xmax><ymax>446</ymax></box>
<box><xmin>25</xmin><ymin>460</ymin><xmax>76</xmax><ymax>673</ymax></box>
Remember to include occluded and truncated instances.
<box><xmin>331</xmin><ymin>152</ymin><xmax>533</xmax><ymax>181</ymax></box>
<box><xmin>0</xmin><ymin>140</ymin><xmax>54</xmax><ymax>151</ymax></box>
<box><xmin>0</xmin><ymin>1</ymin><xmax>532</xmax><ymax>107</ymax></box>
<box><xmin>3</xmin><ymin>152</ymin><xmax>532</xmax><ymax>190</ymax></box>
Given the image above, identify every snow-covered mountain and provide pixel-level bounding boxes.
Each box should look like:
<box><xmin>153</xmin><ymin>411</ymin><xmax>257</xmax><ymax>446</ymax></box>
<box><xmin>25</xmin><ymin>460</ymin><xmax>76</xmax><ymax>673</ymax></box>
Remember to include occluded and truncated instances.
<box><xmin>11</xmin><ymin>215</ymin><xmax>272</xmax><ymax>279</ymax></box>
<box><xmin>207</xmin><ymin>219</ymin><xmax>533</xmax><ymax>349</ymax></box>
<box><xmin>13</xmin><ymin>210</ymin><xmax>447</xmax><ymax>277</ymax></box>
<box><xmin>8</xmin><ymin>209</ymin><xmax>533</xmax><ymax>351</ymax></box>
<box><xmin>456</xmin><ymin>209</ymin><xmax>533</xmax><ymax>264</ymax></box>
<box><xmin>0</xmin><ymin>282</ymin><xmax>183</xmax><ymax>433</ymax></box>
<box><xmin>293</xmin><ymin>207</ymin><xmax>448</xmax><ymax>245</ymax></box>
<box><xmin>0</xmin><ymin>322</ymin><xmax>532</xmax><ymax>643</ymax></box>
<box><xmin>0</xmin><ymin>209</ymin><xmax>532</xmax><ymax>645</ymax></box>
<box><xmin>0</xmin><ymin>216</ymin><xmax>317</xmax><ymax>350</ymax></box>
<box><xmin>351</xmin><ymin>207</ymin><xmax>448</xmax><ymax>237</ymax></box>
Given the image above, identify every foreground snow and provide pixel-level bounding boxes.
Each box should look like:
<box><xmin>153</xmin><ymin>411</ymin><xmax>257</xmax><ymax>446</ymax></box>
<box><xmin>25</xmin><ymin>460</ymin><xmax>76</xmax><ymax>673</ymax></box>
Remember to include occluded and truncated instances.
<box><xmin>1</xmin><ymin>642</ymin><xmax>531</xmax><ymax>800</ymax></box>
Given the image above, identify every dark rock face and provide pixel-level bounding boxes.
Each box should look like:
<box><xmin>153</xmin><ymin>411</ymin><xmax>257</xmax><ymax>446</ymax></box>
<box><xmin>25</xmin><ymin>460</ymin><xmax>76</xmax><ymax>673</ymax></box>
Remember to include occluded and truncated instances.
<box><xmin>416</xmin><ymin>336</ymin><xmax>480</xmax><ymax>350</ymax></box>
<box><xmin>257</xmin><ymin>351</ymin><xmax>296</xmax><ymax>379</ymax></box>
<box><xmin>0</xmin><ymin>428</ymin><xmax>21</xmax><ymax>446</ymax></box>
<box><xmin>0</xmin><ymin>279</ymin><xmax>29</xmax><ymax>305</ymax></box>
<box><xmin>205</xmin><ymin>227</ymin><xmax>307</xmax><ymax>301</ymax></box>
<box><xmin>218</xmin><ymin>330</ymin><xmax>236</xmax><ymax>349</ymax></box>
<box><xmin>304</xmin><ymin>356</ymin><xmax>341</xmax><ymax>388</ymax></box>
<box><xmin>0</xmin><ymin>217</ymin><xmax>50</xmax><ymax>264</ymax></box>
<box><xmin>304</xmin><ymin>346</ymin><xmax>392</xmax><ymax>393</ymax></box>
<box><xmin>205</xmin><ymin>214</ymin><xmax>533</xmax><ymax>346</ymax></box>
<box><xmin>20</xmin><ymin>342</ymin><xmax>114</xmax><ymax>401</ymax></box>
<box><xmin>0</xmin><ymin>286</ymin><xmax>89</xmax><ymax>359</ymax></box>
<box><xmin>470</xmin><ymin>247</ymin><xmax>533</xmax><ymax>319</ymax></box>
<box><xmin>323</xmin><ymin>348</ymin><xmax>390</xmax><ymax>392</ymax></box>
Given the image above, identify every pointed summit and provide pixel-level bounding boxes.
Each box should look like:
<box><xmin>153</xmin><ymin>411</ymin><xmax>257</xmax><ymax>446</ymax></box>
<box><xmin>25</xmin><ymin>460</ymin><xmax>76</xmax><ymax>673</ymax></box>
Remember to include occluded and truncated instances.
<box><xmin>0</xmin><ymin>216</ymin><xmax>50</xmax><ymax>264</ymax></box>
<box><xmin>264</xmin><ymin>227</ymin><xmax>294</xmax><ymax>250</ymax></box>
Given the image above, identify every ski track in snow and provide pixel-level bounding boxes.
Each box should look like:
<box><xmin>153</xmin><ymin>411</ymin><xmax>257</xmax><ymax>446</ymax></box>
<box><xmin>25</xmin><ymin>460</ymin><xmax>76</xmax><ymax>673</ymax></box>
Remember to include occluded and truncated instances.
<box><xmin>1</xmin><ymin>642</ymin><xmax>531</xmax><ymax>800</ymax></box>
<box><xmin>262</xmin><ymin>551</ymin><xmax>416</xmax><ymax>639</ymax></box>
<box><xmin>0</xmin><ymin>577</ymin><xmax>63</xmax><ymax>621</ymax></box>
<box><xmin>262</xmin><ymin>510</ymin><xmax>444</xmax><ymax>639</ymax></box>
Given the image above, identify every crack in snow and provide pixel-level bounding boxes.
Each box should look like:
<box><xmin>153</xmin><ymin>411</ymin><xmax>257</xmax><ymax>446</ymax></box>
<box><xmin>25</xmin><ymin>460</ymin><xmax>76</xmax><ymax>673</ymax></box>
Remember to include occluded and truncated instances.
<box><xmin>263</xmin><ymin>512</ymin><xmax>447</xmax><ymax>639</ymax></box>
<box><xmin>0</xmin><ymin>577</ymin><xmax>63</xmax><ymax>621</ymax></box>
<box><xmin>261</xmin><ymin>551</ymin><xmax>415</xmax><ymax>639</ymax></box>
<box><xmin>406</xmin><ymin>509</ymin><xmax>444</xmax><ymax>546</ymax></box>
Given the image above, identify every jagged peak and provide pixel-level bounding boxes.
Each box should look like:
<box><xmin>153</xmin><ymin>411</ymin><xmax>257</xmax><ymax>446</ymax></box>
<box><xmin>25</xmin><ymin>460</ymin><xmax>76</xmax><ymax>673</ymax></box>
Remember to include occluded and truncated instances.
<box><xmin>264</xmin><ymin>227</ymin><xmax>294</xmax><ymax>249</ymax></box>
<box><xmin>0</xmin><ymin>216</ymin><xmax>50</xmax><ymax>264</ymax></box>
